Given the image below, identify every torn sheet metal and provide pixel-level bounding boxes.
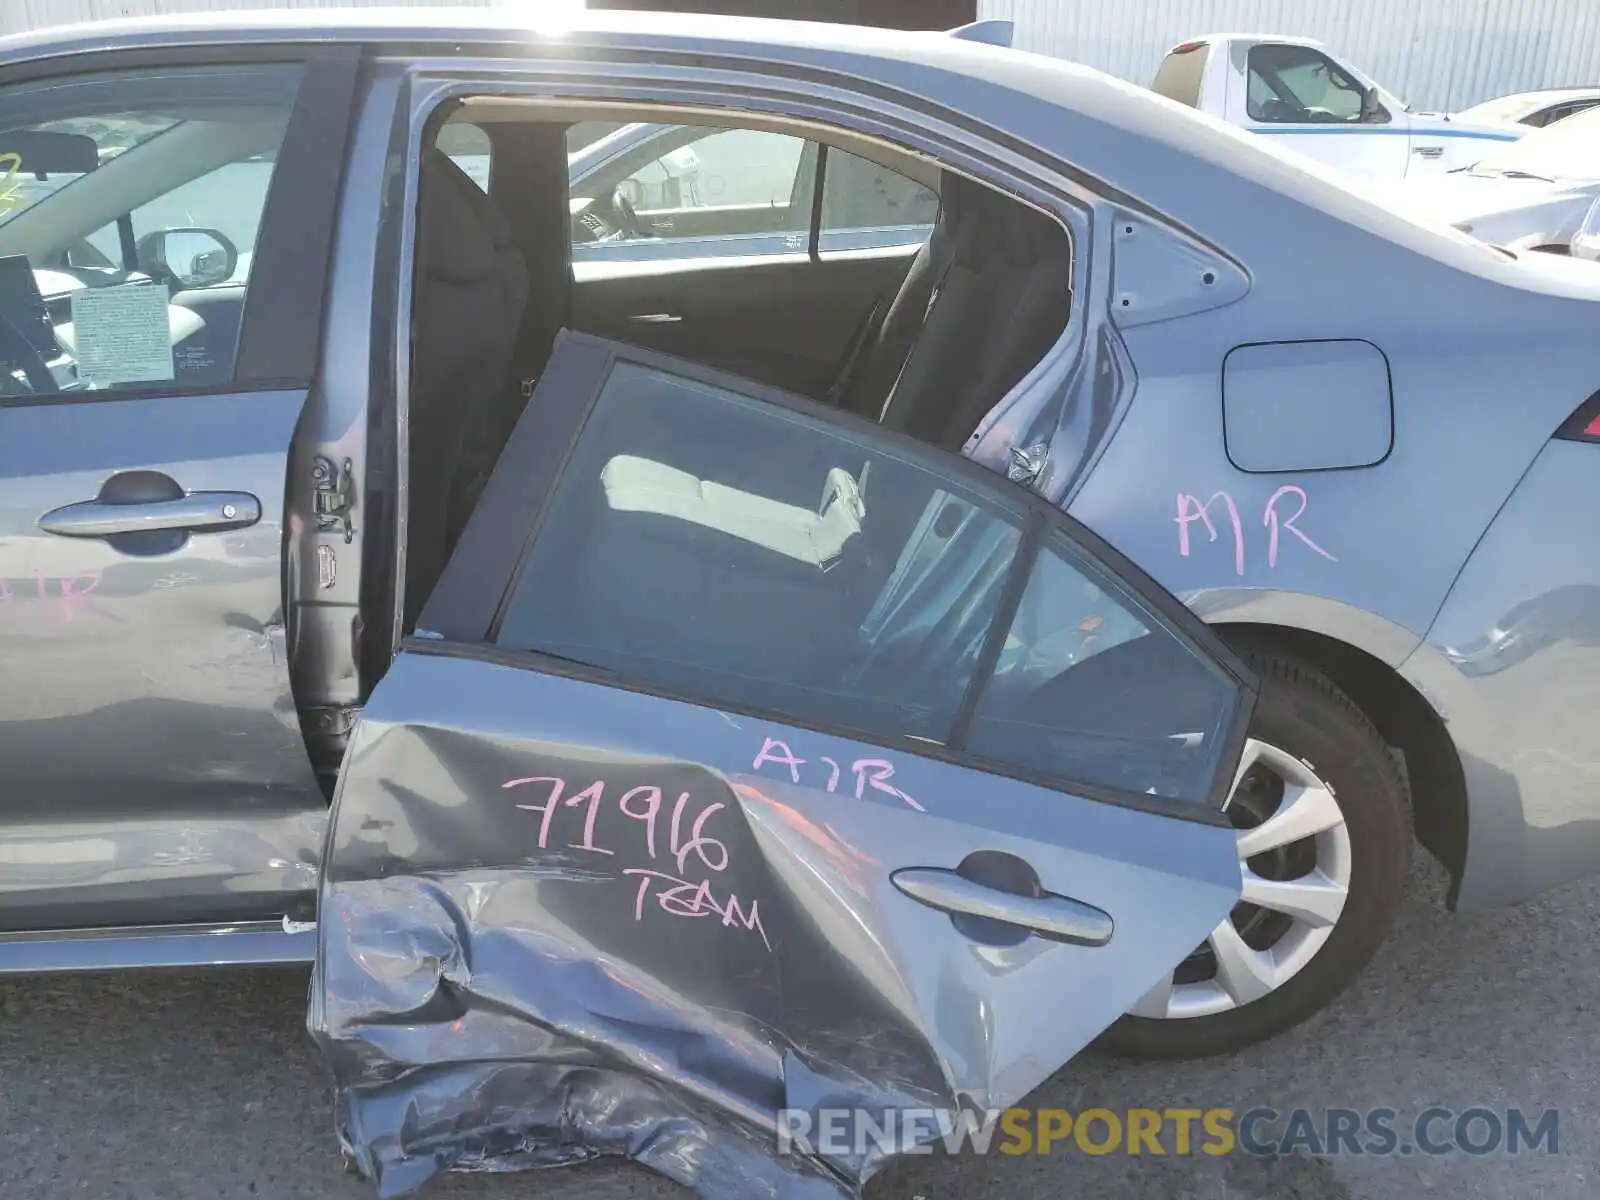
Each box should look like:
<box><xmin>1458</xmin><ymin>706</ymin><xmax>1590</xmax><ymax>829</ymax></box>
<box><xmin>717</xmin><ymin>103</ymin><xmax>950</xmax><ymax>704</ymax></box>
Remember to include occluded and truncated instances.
<box><xmin>311</xmin><ymin>651</ymin><xmax>1240</xmax><ymax>1198</ymax></box>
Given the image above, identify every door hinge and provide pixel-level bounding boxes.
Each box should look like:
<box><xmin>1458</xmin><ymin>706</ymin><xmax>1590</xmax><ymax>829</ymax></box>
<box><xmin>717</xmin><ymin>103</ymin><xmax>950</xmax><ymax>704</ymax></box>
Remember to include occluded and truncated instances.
<box><xmin>1007</xmin><ymin>441</ymin><xmax>1050</xmax><ymax>487</ymax></box>
<box><xmin>300</xmin><ymin>703</ymin><xmax>362</xmax><ymax>782</ymax></box>
<box><xmin>312</xmin><ymin>454</ymin><xmax>356</xmax><ymax>543</ymax></box>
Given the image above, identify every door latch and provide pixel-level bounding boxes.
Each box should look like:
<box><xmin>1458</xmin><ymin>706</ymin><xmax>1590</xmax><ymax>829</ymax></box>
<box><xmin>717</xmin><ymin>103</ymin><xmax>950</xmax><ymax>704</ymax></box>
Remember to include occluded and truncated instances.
<box><xmin>312</xmin><ymin>455</ymin><xmax>356</xmax><ymax>544</ymax></box>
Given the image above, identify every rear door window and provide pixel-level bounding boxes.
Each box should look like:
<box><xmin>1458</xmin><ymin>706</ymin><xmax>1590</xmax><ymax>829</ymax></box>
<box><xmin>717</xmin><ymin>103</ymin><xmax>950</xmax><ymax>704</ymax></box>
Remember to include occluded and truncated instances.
<box><xmin>457</xmin><ymin>334</ymin><xmax>1249</xmax><ymax>811</ymax></box>
<box><xmin>494</xmin><ymin>355</ymin><xmax>1027</xmax><ymax>742</ymax></box>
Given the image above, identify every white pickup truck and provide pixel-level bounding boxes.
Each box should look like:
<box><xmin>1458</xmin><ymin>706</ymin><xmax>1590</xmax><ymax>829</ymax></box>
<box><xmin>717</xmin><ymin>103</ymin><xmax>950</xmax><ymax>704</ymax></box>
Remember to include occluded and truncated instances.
<box><xmin>1148</xmin><ymin>33</ymin><xmax>1524</xmax><ymax>182</ymax></box>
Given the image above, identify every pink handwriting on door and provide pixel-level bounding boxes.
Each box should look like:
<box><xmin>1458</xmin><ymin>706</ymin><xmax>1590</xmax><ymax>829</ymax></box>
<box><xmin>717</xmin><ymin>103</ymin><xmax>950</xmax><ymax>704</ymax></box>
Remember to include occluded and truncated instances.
<box><xmin>1174</xmin><ymin>486</ymin><xmax>1336</xmax><ymax>576</ymax></box>
<box><xmin>502</xmin><ymin>776</ymin><xmax>729</xmax><ymax>873</ymax></box>
<box><xmin>623</xmin><ymin>868</ymin><xmax>771</xmax><ymax>951</ymax></box>
<box><xmin>0</xmin><ymin>571</ymin><xmax>102</xmax><ymax>623</ymax></box>
<box><xmin>501</xmin><ymin>774</ymin><xmax>769</xmax><ymax>950</ymax></box>
<box><xmin>750</xmin><ymin>737</ymin><xmax>925</xmax><ymax>812</ymax></box>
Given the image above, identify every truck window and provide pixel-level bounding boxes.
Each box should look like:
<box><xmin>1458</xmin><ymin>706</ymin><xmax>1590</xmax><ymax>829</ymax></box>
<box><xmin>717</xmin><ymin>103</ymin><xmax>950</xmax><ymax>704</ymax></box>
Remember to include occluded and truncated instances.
<box><xmin>1247</xmin><ymin>44</ymin><xmax>1370</xmax><ymax>124</ymax></box>
<box><xmin>1152</xmin><ymin>41</ymin><xmax>1208</xmax><ymax>108</ymax></box>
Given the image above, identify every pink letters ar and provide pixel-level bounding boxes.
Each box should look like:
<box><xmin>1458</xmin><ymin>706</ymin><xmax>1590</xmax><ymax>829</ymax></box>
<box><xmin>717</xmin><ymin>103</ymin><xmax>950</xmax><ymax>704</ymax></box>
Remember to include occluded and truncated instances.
<box><xmin>1175</xmin><ymin>487</ymin><xmax>1336</xmax><ymax>575</ymax></box>
<box><xmin>751</xmin><ymin>737</ymin><xmax>926</xmax><ymax>812</ymax></box>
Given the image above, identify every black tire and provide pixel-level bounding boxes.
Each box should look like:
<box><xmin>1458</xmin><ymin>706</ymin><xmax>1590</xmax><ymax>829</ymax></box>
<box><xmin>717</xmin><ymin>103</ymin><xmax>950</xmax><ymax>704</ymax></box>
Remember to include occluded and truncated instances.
<box><xmin>1097</xmin><ymin>648</ymin><xmax>1411</xmax><ymax>1060</ymax></box>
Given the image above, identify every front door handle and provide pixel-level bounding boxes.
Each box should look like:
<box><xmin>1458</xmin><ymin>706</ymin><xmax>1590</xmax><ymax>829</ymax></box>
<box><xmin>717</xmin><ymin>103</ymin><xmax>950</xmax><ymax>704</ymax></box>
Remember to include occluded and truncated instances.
<box><xmin>1413</xmin><ymin>145</ymin><xmax>1444</xmax><ymax>159</ymax></box>
<box><xmin>891</xmin><ymin>867</ymin><xmax>1114</xmax><ymax>946</ymax></box>
<box><xmin>39</xmin><ymin>491</ymin><xmax>261</xmax><ymax>538</ymax></box>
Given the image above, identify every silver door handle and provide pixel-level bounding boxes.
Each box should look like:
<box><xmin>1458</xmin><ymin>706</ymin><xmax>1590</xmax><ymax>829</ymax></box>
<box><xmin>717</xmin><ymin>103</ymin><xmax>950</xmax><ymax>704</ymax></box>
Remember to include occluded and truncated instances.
<box><xmin>627</xmin><ymin>312</ymin><xmax>682</xmax><ymax>324</ymax></box>
<box><xmin>891</xmin><ymin>867</ymin><xmax>1114</xmax><ymax>946</ymax></box>
<box><xmin>1413</xmin><ymin>145</ymin><xmax>1444</xmax><ymax>158</ymax></box>
<box><xmin>39</xmin><ymin>491</ymin><xmax>261</xmax><ymax>538</ymax></box>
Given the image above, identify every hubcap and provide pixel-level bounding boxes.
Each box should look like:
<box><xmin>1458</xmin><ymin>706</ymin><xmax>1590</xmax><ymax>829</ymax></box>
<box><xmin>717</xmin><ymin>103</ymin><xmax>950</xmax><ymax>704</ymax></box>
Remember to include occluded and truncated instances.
<box><xmin>1130</xmin><ymin>739</ymin><xmax>1351</xmax><ymax>1020</ymax></box>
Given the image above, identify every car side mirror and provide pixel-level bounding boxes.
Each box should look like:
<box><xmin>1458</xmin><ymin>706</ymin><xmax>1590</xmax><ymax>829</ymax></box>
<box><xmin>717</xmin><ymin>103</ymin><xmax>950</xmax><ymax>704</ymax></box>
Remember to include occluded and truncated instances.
<box><xmin>135</xmin><ymin>227</ymin><xmax>239</xmax><ymax>289</ymax></box>
<box><xmin>1360</xmin><ymin>85</ymin><xmax>1387</xmax><ymax>122</ymax></box>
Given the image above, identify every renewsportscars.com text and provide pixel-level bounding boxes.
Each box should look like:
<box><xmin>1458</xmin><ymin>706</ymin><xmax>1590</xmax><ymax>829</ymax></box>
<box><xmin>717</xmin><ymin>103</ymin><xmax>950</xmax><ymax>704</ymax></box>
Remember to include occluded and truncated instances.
<box><xmin>776</xmin><ymin>1106</ymin><xmax>1560</xmax><ymax>1158</ymax></box>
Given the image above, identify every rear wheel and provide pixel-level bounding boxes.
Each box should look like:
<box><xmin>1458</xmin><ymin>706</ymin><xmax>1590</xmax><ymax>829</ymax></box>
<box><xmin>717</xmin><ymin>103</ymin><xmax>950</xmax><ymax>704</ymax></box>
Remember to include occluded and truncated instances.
<box><xmin>1098</xmin><ymin>650</ymin><xmax>1410</xmax><ymax>1060</ymax></box>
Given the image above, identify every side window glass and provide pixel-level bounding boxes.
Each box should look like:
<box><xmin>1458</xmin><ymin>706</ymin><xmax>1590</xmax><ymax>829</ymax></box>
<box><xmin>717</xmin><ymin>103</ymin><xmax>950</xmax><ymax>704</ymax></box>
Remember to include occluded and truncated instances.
<box><xmin>817</xmin><ymin>147</ymin><xmax>939</xmax><ymax>253</ymax></box>
<box><xmin>0</xmin><ymin>64</ymin><xmax>301</xmax><ymax>395</ymax></box>
<box><xmin>436</xmin><ymin>121</ymin><xmax>491</xmax><ymax>192</ymax></box>
<box><xmin>570</xmin><ymin>125</ymin><xmax>810</xmax><ymax>261</ymax></box>
<box><xmin>965</xmin><ymin>530</ymin><xmax>1237</xmax><ymax>805</ymax></box>
<box><xmin>494</xmin><ymin>360</ymin><xmax>1027</xmax><ymax>742</ymax></box>
<box><xmin>1248</xmin><ymin>47</ymin><xmax>1367</xmax><ymax>124</ymax></box>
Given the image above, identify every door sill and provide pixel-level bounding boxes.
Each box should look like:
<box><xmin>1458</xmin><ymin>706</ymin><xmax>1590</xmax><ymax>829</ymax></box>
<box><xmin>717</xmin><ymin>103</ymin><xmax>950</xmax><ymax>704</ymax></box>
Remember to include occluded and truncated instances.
<box><xmin>0</xmin><ymin>919</ymin><xmax>315</xmax><ymax>974</ymax></box>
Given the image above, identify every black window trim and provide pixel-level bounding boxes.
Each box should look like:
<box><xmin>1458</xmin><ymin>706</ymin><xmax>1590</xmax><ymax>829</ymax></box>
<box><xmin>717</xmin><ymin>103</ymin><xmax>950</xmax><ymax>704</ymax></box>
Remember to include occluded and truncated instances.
<box><xmin>0</xmin><ymin>41</ymin><xmax>360</xmax><ymax>407</ymax></box>
<box><xmin>417</xmin><ymin>330</ymin><xmax>1256</xmax><ymax>823</ymax></box>
<box><xmin>806</xmin><ymin>141</ymin><xmax>829</xmax><ymax>264</ymax></box>
<box><xmin>233</xmin><ymin>44</ymin><xmax>362</xmax><ymax>382</ymax></box>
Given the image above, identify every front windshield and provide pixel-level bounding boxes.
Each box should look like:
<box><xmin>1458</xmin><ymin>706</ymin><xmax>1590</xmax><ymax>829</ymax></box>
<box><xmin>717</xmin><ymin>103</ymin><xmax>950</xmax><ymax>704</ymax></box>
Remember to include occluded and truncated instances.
<box><xmin>0</xmin><ymin>115</ymin><xmax>179</xmax><ymax>226</ymax></box>
<box><xmin>1472</xmin><ymin>106</ymin><xmax>1600</xmax><ymax>180</ymax></box>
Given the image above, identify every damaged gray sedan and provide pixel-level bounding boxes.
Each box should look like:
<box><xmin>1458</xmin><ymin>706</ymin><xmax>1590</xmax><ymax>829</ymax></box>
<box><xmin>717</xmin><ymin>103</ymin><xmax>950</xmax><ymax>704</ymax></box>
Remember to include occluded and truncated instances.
<box><xmin>4</xmin><ymin>6</ymin><xmax>1600</xmax><ymax>1199</ymax></box>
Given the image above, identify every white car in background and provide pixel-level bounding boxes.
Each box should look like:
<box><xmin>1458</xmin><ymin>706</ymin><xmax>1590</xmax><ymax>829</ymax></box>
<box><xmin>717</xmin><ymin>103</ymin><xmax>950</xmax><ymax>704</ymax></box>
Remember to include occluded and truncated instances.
<box><xmin>1400</xmin><ymin>104</ymin><xmax>1600</xmax><ymax>255</ymax></box>
<box><xmin>1454</xmin><ymin>87</ymin><xmax>1600</xmax><ymax>130</ymax></box>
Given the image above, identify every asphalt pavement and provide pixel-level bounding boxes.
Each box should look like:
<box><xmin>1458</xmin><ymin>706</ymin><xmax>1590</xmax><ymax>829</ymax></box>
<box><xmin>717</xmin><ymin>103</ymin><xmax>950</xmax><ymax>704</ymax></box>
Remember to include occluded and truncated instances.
<box><xmin>1</xmin><ymin>856</ymin><xmax>1594</xmax><ymax>1200</ymax></box>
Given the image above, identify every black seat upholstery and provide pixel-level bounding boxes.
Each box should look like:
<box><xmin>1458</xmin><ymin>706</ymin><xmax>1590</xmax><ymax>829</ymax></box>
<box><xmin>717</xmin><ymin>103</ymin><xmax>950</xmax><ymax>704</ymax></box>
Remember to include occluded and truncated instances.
<box><xmin>845</xmin><ymin>171</ymin><xmax>1072</xmax><ymax>451</ymax></box>
<box><xmin>406</xmin><ymin>149</ymin><xmax>530</xmax><ymax>629</ymax></box>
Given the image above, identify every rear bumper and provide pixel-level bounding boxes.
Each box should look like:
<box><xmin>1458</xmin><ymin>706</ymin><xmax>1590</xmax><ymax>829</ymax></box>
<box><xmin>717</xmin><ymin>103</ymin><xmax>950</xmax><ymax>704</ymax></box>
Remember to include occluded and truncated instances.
<box><xmin>1411</xmin><ymin>439</ymin><xmax>1600</xmax><ymax>911</ymax></box>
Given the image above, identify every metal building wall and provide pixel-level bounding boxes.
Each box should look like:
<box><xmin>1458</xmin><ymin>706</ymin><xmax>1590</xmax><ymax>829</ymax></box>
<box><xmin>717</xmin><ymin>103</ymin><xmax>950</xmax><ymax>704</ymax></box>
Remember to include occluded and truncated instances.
<box><xmin>981</xmin><ymin>0</ymin><xmax>1600</xmax><ymax>111</ymax></box>
<box><xmin>0</xmin><ymin>0</ymin><xmax>525</xmax><ymax>39</ymax></box>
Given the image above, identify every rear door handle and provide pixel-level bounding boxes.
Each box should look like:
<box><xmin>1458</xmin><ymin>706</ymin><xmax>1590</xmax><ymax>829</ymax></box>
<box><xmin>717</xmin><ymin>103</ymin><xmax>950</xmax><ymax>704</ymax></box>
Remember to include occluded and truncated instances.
<box><xmin>627</xmin><ymin>312</ymin><xmax>682</xmax><ymax>324</ymax></box>
<box><xmin>891</xmin><ymin>867</ymin><xmax>1114</xmax><ymax>946</ymax></box>
<box><xmin>1413</xmin><ymin>145</ymin><xmax>1444</xmax><ymax>158</ymax></box>
<box><xmin>39</xmin><ymin>491</ymin><xmax>261</xmax><ymax>538</ymax></box>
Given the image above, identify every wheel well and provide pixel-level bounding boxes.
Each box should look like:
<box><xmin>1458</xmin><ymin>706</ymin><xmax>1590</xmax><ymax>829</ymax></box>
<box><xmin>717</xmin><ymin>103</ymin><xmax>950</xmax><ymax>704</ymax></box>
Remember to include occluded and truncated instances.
<box><xmin>1215</xmin><ymin>623</ymin><xmax>1469</xmax><ymax>902</ymax></box>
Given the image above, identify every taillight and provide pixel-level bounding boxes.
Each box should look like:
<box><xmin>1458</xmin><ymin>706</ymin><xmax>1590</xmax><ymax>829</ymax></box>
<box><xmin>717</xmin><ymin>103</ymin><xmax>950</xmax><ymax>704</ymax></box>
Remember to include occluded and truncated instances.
<box><xmin>1554</xmin><ymin>390</ymin><xmax>1600</xmax><ymax>443</ymax></box>
<box><xmin>1170</xmin><ymin>40</ymin><xmax>1208</xmax><ymax>54</ymax></box>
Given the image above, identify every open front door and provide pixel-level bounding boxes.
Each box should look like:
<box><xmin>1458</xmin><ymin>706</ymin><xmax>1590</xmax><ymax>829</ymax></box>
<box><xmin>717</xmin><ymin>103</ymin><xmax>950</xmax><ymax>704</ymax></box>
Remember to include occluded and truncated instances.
<box><xmin>311</xmin><ymin>334</ymin><xmax>1254</xmax><ymax>1197</ymax></box>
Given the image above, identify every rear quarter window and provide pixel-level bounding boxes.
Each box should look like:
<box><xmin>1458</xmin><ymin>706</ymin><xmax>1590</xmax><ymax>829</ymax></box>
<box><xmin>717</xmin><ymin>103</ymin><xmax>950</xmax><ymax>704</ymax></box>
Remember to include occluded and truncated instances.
<box><xmin>1152</xmin><ymin>44</ymin><xmax>1209</xmax><ymax>108</ymax></box>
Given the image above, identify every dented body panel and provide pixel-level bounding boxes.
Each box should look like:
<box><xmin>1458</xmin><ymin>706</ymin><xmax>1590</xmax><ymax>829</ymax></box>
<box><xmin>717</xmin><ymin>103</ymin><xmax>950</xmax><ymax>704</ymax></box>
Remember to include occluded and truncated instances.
<box><xmin>313</xmin><ymin>653</ymin><xmax>1241</xmax><ymax>1196</ymax></box>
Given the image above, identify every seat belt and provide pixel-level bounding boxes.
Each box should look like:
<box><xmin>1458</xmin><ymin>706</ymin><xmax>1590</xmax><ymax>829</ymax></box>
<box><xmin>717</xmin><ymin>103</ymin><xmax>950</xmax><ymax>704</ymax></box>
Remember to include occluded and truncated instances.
<box><xmin>826</xmin><ymin>278</ymin><xmax>898</xmax><ymax>410</ymax></box>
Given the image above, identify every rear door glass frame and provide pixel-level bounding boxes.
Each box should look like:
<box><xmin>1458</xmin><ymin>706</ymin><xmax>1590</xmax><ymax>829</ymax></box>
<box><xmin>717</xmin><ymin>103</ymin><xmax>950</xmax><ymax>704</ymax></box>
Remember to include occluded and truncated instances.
<box><xmin>418</xmin><ymin>331</ymin><xmax>1257</xmax><ymax>822</ymax></box>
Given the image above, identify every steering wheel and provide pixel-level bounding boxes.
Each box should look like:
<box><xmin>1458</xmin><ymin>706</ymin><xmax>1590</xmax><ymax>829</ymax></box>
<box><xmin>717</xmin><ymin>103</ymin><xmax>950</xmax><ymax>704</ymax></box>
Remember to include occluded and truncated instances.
<box><xmin>609</xmin><ymin>187</ymin><xmax>653</xmax><ymax>239</ymax></box>
<box><xmin>0</xmin><ymin>313</ymin><xmax>57</xmax><ymax>395</ymax></box>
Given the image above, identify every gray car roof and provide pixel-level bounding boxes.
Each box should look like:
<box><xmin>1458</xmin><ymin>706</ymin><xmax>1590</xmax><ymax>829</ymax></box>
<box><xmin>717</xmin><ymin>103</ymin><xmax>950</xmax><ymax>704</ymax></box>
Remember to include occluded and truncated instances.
<box><xmin>0</xmin><ymin>7</ymin><xmax>1007</xmax><ymax>66</ymax></box>
<box><xmin>9</xmin><ymin>4</ymin><xmax>1598</xmax><ymax>303</ymax></box>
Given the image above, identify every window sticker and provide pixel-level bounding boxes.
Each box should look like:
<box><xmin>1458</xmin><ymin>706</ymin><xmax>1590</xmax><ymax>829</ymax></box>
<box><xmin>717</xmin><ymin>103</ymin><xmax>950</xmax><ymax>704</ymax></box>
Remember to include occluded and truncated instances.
<box><xmin>66</xmin><ymin>285</ymin><xmax>174</xmax><ymax>386</ymax></box>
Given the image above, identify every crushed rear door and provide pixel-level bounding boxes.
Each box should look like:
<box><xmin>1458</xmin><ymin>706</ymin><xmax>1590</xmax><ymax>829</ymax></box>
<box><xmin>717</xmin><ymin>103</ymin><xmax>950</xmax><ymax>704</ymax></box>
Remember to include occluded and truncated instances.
<box><xmin>310</xmin><ymin>333</ymin><xmax>1254</xmax><ymax>1198</ymax></box>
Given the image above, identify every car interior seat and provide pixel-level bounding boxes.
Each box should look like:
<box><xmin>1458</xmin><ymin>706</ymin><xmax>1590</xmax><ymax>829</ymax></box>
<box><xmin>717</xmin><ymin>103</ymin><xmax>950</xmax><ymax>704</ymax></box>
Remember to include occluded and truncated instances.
<box><xmin>843</xmin><ymin>170</ymin><xmax>1073</xmax><ymax>451</ymax></box>
<box><xmin>405</xmin><ymin>148</ymin><xmax>530</xmax><ymax>630</ymax></box>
